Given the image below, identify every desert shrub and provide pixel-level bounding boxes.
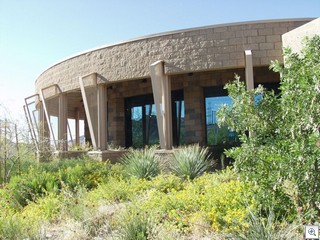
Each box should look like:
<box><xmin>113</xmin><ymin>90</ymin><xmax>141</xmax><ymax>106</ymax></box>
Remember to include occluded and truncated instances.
<box><xmin>135</xmin><ymin>169</ymin><xmax>255</xmax><ymax>234</ymax></box>
<box><xmin>237</xmin><ymin>209</ymin><xmax>302</xmax><ymax>240</ymax></box>
<box><xmin>85</xmin><ymin>174</ymin><xmax>186</xmax><ymax>212</ymax></box>
<box><xmin>218</xmin><ymin>36</ymin><xmax>320</xmax><ymax>221</ymax></box>
<box><xmin>116</xmin><ymin>209</ymin><xmax>158</xmax><ymax>240</ymax></box>
<box><xmin>8</xmin><ymin>167</ymin><xmax>60</xmax><ymax>206</ymax></box>
<box><xmin>0</xmin><ymin>165</ymin><xmax>258</xmax><ymax>238</ymax></box>
<box><xmin>57</xmin><ymin>160</ymin><xmax>109</xmax><ymax>190</ymax></box>
<box><xmin>4</xmin><ymin>149</ymin><xmax>38</xmax><ymax>181</ymax></box>
<box><xmin>0</xmin><ymin>214</ymin><xmax>39</xmax><ymax>240</ymax></box>
<box><xmin>109</xmin><ymin>162</ymin><xmax>126</xmax><ymax>178</ymax></box>
<box><xmin>121</xmin><ymin>146</ymin><xmax>162</xmax><ymax>180</ymax></box>
<box><xmin>41</xmin><ymin>159</ymin><xmax>111</xmax><ymax>189</ymax></box>
<box><xmin>86</xmin><ymin>177</ymin><xmax>137</xmax><ymax>206</ymax></box>
<box><xmin>170</xmin><ymin>144</ymin><xmax>212</xmax><ymax>180</ymax></box>
<box><xmin>0</xmin><ymin>186</ymin><xmax>26</xmax><ymax>215</ymax></box>
<box><xmin>20</xmin><ymin>192</ymin><xmax>62</xmax><ymax>222</ymax></box>
<box><xmin>0</xmin><ymin>187</ymin><xmax>89</xmax><ymax>239</ymax></box>
<box><xmin>7</xmin><ymin>158</ymin><xmax>111</xmax><ymax>207</ymax></box>
<box><xmin>206</xmin><ymin>179</ymin><xmax>254</xmax><ymax>233</ymax></box>
<box><xmin>148</xmin><ymin>174</ymin><xmax>185</xmax><ymax>193</ymax></box>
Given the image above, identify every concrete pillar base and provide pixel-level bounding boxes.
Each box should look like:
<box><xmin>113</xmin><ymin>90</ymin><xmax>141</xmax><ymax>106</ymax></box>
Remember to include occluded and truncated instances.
<box><xmin>37</xmin><ymin>150</ymin><xmax>52</xmax><ymax>162</ymax></box>
<box><xmin>52</xmin><ymin>151</ymin><xmax>87</xmax><ymax>161</ymax></box>
<box><xmin>155</xmin><ymin>149</ymin><xmax>174</xmax><ymax>167</ymax></box>
<box><xmin>87</xmin><ymin>150</ymin><xmax>127</xmax><ymax>163</ymax></box>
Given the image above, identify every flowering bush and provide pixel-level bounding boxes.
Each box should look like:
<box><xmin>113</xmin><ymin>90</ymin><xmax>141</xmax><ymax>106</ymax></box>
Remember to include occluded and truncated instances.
<box><xmin>7</xmin><ymin>159</ymin><xmax>111</xmax><ymax>207</ymax></box>
<box><xmin>131</xmin><ymin>169</ymin><xmax>255</xmax><ymax>234</ymax></box>
<box><xmin>206</xmin><ymin>179</ymin><xmax>254</xmax><ymax>232</ymax></box>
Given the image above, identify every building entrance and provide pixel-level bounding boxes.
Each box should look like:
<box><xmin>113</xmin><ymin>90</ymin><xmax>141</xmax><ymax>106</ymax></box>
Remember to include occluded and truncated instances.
<box><xmin>125</xmin><ymin>90</ymin><xmax>184</xmax><ymax>148</ymax></box>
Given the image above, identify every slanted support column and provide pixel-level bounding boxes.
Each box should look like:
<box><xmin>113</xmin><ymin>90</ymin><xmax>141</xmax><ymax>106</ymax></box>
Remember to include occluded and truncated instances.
<box><xmin>24</xmin><ymin>94</ymin><xmax>40</xmax><ymax>152</ymax></box>
<box><xmin>245</xmin><ymin>50</ymin><xmax>254</xmax><ymax>90</ymax></box>
<box><xmin>58</xmin><ymin>93</ymin><xmax>68</xmax><ymax>151</ymax></box>
<box><xmin>38</xmin><ymin>102</ymin><xmax>51</xmax><ymax>161</ymax></box>
<box><xmin>79</xmin><ymin>73</ymin><xmax>108</xmax><ymax>151</ymax></box>
<box><xmin>80</xmin><ymin>73</ymin><xmax>98</xmax><ymax>150</ymax></box>
<box><xmin>75</xmin><ymin>108</ymin><xmax>80</xmax><ymax>145</ymax></box>
<box><xmin>97</xmin><ymin>84</ymin><xmax>107</xmax><ymax>150</ymax></box>
<box><xmin>150</xmin><ymin>60</ymin><xmax>172</xmax><ymax>150</ymax></box>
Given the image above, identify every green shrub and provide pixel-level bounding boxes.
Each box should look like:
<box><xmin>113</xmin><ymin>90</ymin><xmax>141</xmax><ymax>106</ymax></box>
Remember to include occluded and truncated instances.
<box><xmin>121</xmin><ymin>147</ymin><xmax>162</xmax><ymax>180</ymax></box>
<box><xmin>134</xmin><ymin>169</ymin><xmax>255</xmax><ymax>234</ymax></box>
<box><xmin>149</xmin><ymin>174</ymin><xmax>185</xmax><ymax>193</ymax></box>
<box><xmin>0</xmin><ymin>214</ymin><xmax>38</xmax><ymax>240</ymax></box>
<box><xmin>218</xmin><ymin>36</ymin><xmax>320</xmax><ymax>221</ymax></box>
<box><xmin>20</xmin><ymin>192</ymin><xmax>62</xmax><ymax>222</ymax></box>
<box><xmin>9</xmin><ymin>167</ymin><xmax>60</xmax><ymax>206</ymax></box>
<box><xmin>170</xmin><ymin>144</ymin><xmax>212</xmax><ymax>180</ymax></box>
<box><xmin>116</xmin><ymin>209</ymin><xmax>157</xmax><ymax>240</ymax></box>
<box><xmin>0</xmin><ymin>164</ymin><xmax>258</xmax><ymax>238</ymax></box>
<box><xmin>43</xmin><ymin>159</ymin><xmax>111</xmax><ymax>189</ymax></box>
<box><xmin>86</xmin><ymin>177</ymin><xmax>136</xmax><ymax>205</ymax></box>
<box><xmin>206</xmin><ymin>179</ymin><xmax>254</xmax><ymax>233</ymax></box>
<box><xmin>7</xmin><ymin>158</ymin><xmax>111</xmax><ymax>207</ymax></box>
<box><xmin>237</xmin><ymin>209</ymin><xmax>302</xmax><ymax>240</ymax></box>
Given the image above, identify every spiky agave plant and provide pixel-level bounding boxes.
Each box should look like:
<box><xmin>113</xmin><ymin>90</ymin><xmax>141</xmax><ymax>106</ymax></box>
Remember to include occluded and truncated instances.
<box><xmin>121</xmin><ymin>146</ymin><xmax>161</xmax><ymax>180</ymax></box>
<box><xmin>170</xmin><ymin>144</ymin><xmax>212</xmax><ymax>180</ymax></box>
<box><xmin>117</xmin><ymin>209</ymin><xmax>157</xmax><ymax>240</ymax></box>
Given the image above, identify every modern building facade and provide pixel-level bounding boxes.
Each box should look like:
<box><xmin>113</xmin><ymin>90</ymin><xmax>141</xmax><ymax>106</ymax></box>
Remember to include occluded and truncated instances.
<box><xmin>24</xmin><ymin>18</ymin><xmax>317</xmax><ymax>161</ymax></box>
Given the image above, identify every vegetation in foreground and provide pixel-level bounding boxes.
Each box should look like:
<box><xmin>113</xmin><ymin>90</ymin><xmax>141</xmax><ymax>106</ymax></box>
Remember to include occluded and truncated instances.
<box><xmin>0</xmin><ymin>157</ymin><xmax>304</xmax><ymax>240</ymax></box>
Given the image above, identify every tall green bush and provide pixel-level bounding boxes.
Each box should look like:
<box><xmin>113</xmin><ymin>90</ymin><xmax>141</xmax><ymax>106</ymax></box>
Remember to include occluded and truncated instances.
<box><xmin>218</xmin><ymin>35</ymin><xmax>320</xmax><ymax>221</ymax></box>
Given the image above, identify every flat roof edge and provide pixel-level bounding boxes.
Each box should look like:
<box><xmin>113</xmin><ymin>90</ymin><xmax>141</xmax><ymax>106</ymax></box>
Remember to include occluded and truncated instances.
<box><xmin>35</xmin><ymin>17</ymin><xmax>315</xmax><ymax>84</ymax></box>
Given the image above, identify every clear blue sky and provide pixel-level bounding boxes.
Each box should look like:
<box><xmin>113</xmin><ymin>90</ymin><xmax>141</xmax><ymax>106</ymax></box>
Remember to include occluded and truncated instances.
<box><xmin>0</xmin><ymin>0</ymin><xmax>319</xmax><ymax>121</ymax></box>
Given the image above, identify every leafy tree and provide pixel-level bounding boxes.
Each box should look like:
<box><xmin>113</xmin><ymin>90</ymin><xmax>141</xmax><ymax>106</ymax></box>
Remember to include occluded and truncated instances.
<box><xmin>218</xmin><ymin>35</ymin><xmax>320</xmax><ymax>221</ymax></box>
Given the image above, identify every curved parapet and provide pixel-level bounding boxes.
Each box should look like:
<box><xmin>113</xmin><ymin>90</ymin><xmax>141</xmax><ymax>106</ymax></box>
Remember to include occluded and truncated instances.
<box><xmin>35</xmin><ymin>18</ymin><xmax>312</xmax><ymax>95</ymax></box>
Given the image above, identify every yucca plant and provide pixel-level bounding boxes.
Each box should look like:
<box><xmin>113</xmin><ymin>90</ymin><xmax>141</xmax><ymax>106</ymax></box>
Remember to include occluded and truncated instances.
<box><xmin>121</xmin><ymin>146</ymin><xmax>161</xmax><ymax>180</ymax></box>
<box><xmin>117</xmin><ymin>210</ymin><xmax>156</xmax><ymax>240</ymax></box>
<box><xmin>237</xmin><ymin>209</ymin><xmax>302</xmax><ymax>240</ymax></box>
<box><xmin>170</xmin><ymin>144</ymin><xmax>212</xmax><ymax>180</ymax></box>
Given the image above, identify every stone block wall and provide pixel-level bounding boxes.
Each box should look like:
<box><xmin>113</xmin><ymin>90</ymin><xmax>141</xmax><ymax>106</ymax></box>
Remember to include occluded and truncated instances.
<box><xmin>35</xmin><ymin>19</ymin><xmax>311</xmax><ymax>95</ymax></box>
<box><xmin>106</xmin><ymin>65</ymin><xmax>279</xmax><ymax>147</ymax></box>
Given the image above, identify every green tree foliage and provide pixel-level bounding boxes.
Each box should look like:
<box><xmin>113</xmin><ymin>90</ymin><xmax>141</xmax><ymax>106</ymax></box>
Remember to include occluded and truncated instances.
<box><xmin>218</xmin><ymin>35</ymin><xmax>320</xmax><ymax>221</ymax></box>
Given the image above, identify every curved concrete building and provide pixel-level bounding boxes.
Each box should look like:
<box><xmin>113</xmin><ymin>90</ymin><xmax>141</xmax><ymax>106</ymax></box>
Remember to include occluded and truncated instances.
<box><xmin>25</xmin><ymin>18</ymin><xmax>315</xmax><ymax>161</ymax></box>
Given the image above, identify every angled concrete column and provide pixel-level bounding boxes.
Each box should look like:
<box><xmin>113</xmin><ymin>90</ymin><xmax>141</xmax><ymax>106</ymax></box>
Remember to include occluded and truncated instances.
<box><xmin>245</xmin><ymin>50</ymin><xmax>254</xmax><ymax>90</ymax></box>
<box><xmin>150</xmin><ymin>60</ymin><xmax>172</xmax><ymax>150</ymax></box>
<box><xmin>38</xmin><ymin>102</ymin><xmax>51</xmax><ymax>161</ymax></box>
<box><xmin>97</xmin><ymin>84</ymin><xmax>107</xmax><ymax>150</ymax></box>
<box><xmin>58</xmin><ymin>93</ymin><xmax>68</xmax><ymax>151</ymax></box>
<box><xmin>79</xmin><ymin>73</ymin><xmax>108</xmax><ymax>151</ymax></box>
<box><xmin>80</xmin><ymin>73</ymin><xmax>98</xmax><ymax>150</ymax></box>
<box><xmin>75</xmin><ymin>108</ymin><xmax>80</xmax><ymax>145</ymax></box>
<box><xmin>24</xmin><ymin>95</ymin><xmax>40</xmax><ymax>151</ymax></box>
<box><xmin>84</xmin><ymin>118</ymin><xmax>92</xmax><ymax>146</ymax></box>
<box><xmin>39</xmin><ymin>89</ymin><xmax>57</xmax><ymax>150</ymax></box>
